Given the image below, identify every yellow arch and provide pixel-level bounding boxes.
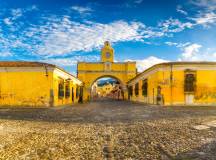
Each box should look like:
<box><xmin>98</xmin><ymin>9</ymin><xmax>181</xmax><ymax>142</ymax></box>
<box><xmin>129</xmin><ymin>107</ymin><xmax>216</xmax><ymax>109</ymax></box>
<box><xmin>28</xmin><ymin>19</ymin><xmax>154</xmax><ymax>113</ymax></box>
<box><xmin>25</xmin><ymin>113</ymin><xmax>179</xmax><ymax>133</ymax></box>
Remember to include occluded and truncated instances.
<box><xmin>77</xmin><ymin>42</ymin><xmax>137</xmax><ymax>101</ymax></box>
<box><xmin>90</xmin><ymin>75</ymin><xmax>126</xmax><ymax>100</ymax></box>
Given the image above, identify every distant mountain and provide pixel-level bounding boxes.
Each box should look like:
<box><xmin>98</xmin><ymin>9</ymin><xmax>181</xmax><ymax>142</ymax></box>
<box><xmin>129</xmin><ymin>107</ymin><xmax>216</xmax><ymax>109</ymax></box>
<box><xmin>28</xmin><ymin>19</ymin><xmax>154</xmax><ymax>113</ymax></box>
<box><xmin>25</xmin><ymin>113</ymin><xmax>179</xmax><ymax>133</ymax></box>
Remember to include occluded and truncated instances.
<box><xmin>97</xmin><ymin>78</ymin><xmax>118</xmax><ymax>86</ymax></box>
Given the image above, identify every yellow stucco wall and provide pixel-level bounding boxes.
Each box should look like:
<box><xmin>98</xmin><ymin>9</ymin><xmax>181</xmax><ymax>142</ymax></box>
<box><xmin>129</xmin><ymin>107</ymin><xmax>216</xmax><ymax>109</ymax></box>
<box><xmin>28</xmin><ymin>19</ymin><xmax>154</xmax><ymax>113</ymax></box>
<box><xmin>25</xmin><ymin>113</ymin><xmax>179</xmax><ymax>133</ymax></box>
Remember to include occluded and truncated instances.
<box><xmin>77</xmin><ymin>42</ymin><xmax>137</xmax><ymax>101</ymax></box>
<box><xmin>128</xmin><ymin>63</ymin><xmax>216</xmax><ymax>106</ymax></box>
<box><xmin>52</xmin><ymin>71</ymin><xmax>81</xmax><ymax>106</ymax></box>
<box><xmin>0</xmin><ymin>66</ymin><xmax>82</xmax><ymax>107</ymax></box>
<box><xmin>0</xmin><ymin>67</ymin><xmax>53</xmax><ymax>107</ymax></box>
<box><xmin>78</xmin><ymin>68</ymin><xmax>136</xmax><ymax>101</ymax></box>
<box><xmin>194</xmin><ymin>70</ymin><xmax>216</xmax><ymax>104</ymax></box>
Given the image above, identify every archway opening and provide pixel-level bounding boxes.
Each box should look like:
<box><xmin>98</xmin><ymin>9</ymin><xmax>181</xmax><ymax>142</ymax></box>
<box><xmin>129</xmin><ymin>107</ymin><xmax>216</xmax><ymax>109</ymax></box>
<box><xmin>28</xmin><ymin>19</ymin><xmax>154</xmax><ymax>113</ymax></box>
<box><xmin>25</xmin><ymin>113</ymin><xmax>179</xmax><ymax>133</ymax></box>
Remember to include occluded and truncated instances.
<box><xmin>91</xmin><ymin>76</ymin><xmax>125</xmax><ymax>101</ymax></box>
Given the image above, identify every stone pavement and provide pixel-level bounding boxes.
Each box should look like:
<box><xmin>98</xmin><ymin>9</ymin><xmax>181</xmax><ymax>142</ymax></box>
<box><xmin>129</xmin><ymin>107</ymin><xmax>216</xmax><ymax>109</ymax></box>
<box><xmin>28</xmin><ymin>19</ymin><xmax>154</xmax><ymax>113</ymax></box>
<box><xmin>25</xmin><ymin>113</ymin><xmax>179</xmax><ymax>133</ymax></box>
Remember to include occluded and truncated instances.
<box><xmin>0</xmin><ymin>99</ymin><xmax>216</xmax><ymax>159</ymax></box>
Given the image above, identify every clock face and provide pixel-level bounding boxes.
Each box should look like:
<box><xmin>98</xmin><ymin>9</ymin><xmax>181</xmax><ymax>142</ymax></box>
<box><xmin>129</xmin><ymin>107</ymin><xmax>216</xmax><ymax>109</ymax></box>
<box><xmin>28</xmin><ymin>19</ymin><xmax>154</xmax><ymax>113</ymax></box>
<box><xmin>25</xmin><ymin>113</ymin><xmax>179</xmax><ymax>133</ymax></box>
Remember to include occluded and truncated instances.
<box><xmin>106</xmin><ymin>52</ymin><xmax>111</xmax><ymax>58</ymax></box>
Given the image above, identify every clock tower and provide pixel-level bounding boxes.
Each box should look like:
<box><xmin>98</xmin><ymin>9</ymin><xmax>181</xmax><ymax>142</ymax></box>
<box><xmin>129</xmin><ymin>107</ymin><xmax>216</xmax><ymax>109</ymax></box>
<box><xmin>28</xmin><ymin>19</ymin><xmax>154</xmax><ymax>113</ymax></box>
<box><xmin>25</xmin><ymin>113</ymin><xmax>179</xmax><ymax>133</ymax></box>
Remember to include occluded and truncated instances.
<box><xmin>77</xmin><ymin>40</ymin><xmax>136</xmax><ymax>101</ymax></box>
<box><xmin>101</xmin><ymin>41</ymin><xmax>114</xmax><ymax>63</ymax></box>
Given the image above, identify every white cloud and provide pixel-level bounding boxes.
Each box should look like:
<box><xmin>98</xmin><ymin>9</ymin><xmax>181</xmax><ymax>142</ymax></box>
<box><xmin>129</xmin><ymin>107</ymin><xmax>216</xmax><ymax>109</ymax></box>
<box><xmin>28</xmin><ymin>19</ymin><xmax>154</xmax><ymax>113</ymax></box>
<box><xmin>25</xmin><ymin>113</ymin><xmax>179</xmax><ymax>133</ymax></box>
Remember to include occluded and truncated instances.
<box><xmin>3</xmin><ymin>18</ymin><xmax>12</xmax><ymax>25</ymax></box>
<box><xmin>11</xmin><ymin>8</ymin><xmax>23</xmax><ymax>18</ymax></box>
<box><xmin>19</xmin><ymin>16</ymin><xmax>197</xmax><ymax>57</ymax></box>
<box><xmin>41</xmin><ymin>55</ymin><xmax>100</xmax><ymax>66</ymax></box>
<box><xmin>125</xmin><ymin>56</ymin><xmax>168</xmax><ymax>72</ymax></box>
<box><xmin>141</xmin><ymin>28</ymin><xmax>165</xmax><ymax>38</ymax></box>
<box><xmin>0</xmin><ymin>51</ymin><xmax>12</xmax><ymax>57</ymax></box>
<box><xmin>165</xmin><ymin>41</ymin><xmax>191</xmax><ymax>48</ymax></box>
<box><xmin>159</xmin><ymin>18</ymin><xmax>194</xmax><ymax>33</ymax></box>
<box><xmin>189</xmin><ymin>0</ymin><xmax>216</xmax><ymax>27</ymax></box>
<box><xmin>190</xmin><ymin>0</ymin><xmax>216</xmax><ymax>11</ymax></box>
<box><xmin>25</xmin><ymin>18</ymin><xmax>146</xmax><ymax>56</ymax></box>
<box><xmin>178</xmin><ymin>43</ymin><xmax>216</xmax><ymax>61</ymax></box>
<box><xmin>42</xmin><ymin>58</ymin><xmax>77</xmax><ymax>66</ymax></box>
<box><xmin>1</xmin><ymin>5</ymin><xmax>214</xmax><ymax>59</ymax></box>
<box><xmin>165</xmin><ymin>41</ymin><xmax>216</xmax><ymax>61</ymax></box>
<box><xmin>0</xmin><ymin>33</ymin><xmax>13</xmax><ymax>57</ymax></box>
<box><xmin>3</xmin><ymin>6</ymin><xmax>38</xmax><ymax>26</ymax></box>
<box><xmin>3</xmin><ymin>14</ymin><xmax>163</xmax><ymax>57</ymax></box>
<box><xmin>165</xmin><ymin>41</ymin><xmax>178</xmax><ymax>46</ymax></box>
<box><xmin>191</xmin><ymin>12</ymin><xmax>216</xmax><ymax>27</ymax></box>
<box><xmin>134</xmin><ymin>0</ymin><xmax>143</xmax><ymax>4</ymax></box>
<box><xmin>71</xmin><ymin>6</ymin><xmax>93</xmax><ymax>14</ymax></box>
<box><xmin>181</xmin><ymin>43</ymin><xmax>202</xmax><ymax>60</ymax></box>
<box><xmin>4</xmin><ymin>8</ymin><xmax>23</xmax><ymax>26</ymax></box>
<box><xmin>39</xmin><ymin>55</ymin><xmax>100</xmax><ymax>74</ymax></box>
<box><xmin>177</xmin><ymin>5</ymin><xmax>188</xmax><ymax>15</ymax></box>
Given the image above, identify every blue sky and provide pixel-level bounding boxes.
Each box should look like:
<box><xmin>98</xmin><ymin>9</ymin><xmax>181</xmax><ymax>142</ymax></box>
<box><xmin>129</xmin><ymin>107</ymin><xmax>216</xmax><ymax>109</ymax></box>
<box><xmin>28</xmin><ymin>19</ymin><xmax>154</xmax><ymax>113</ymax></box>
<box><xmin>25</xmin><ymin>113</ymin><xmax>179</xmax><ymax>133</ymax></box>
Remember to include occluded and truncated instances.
<box><xmin>0</xmin><ymin>0</ymin><xmax>216</xmax><ymax>74</ymax></box>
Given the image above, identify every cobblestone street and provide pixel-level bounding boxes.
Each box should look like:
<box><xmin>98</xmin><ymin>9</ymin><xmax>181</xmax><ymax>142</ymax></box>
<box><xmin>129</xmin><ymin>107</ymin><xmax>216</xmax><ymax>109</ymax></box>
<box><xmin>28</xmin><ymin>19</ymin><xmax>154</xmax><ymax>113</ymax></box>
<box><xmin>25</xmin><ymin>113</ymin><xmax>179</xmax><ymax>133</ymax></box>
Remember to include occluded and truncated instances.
<box><xmin>0</xmin><ymin>99</ymin><xmax>216</xmax><ymax>159</ymax></box>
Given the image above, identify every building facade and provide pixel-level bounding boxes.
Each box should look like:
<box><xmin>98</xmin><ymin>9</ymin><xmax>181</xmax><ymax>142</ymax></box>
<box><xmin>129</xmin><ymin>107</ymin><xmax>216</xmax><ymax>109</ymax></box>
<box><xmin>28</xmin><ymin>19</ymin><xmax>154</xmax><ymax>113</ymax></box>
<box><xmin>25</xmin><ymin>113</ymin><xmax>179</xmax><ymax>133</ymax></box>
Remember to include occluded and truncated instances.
<box><xmin>96</xmin><ymin>82</ymin><xmax>115</xmax><ymax>97</ymax></box>
<box><xmin>0</xmin><ymin>62</ymin><xmax>82</xmax><ymax>107</ymax></box>
<box><xmin>127</xmin><ymin>62</ymin><xmax>216</xmax><ymax>106</ymax></box>
<box><xmin>77</xmin><ymin>41</ymin><xmax>137</xmax><ymax>101</ymax></box>
<box><xmin>108</xmin><ymin>83</ymin><xmax>124</xmax><ymax>100</ymax></box>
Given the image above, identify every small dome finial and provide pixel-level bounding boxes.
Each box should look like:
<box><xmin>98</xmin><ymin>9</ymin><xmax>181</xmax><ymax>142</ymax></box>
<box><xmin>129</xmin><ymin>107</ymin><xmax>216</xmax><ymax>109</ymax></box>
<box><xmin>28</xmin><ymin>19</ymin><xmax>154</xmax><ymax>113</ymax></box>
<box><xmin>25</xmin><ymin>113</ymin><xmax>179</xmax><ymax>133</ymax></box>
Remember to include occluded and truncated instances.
<box><xmin>104</xmin><ymin>41</ymin><xmax>110</xmax><ymax>46</ymax></box>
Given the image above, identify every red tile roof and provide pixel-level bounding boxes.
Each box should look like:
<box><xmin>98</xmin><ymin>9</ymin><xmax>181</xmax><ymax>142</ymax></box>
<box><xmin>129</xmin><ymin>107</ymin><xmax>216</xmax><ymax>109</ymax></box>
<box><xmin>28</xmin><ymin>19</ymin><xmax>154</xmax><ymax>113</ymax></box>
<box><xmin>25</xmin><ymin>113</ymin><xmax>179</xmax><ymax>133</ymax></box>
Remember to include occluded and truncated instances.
<box><xmin>127</xmin><ymin>61</ymin><xmax>216</xmax><ymax>84</ymax></box>
<box><xmin>0</xmin><ymin>61</ymin><xmax>55</xmax><ymax>67</ymax></box>
<box><xmin>0</xmin><ymin>61</ymin><xmax>82</xmax><ymax>82</ymax></box>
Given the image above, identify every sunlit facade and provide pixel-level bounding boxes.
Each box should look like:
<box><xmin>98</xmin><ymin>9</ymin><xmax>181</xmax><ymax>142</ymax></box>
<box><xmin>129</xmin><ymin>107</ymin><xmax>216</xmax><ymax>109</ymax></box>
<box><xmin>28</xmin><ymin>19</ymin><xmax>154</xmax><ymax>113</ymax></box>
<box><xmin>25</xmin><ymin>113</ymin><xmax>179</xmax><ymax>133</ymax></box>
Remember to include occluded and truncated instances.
<box><xmin>0</xmin><ymin>62</ymin><xmax>83</xmax><ymax>107</ymax></box>
<box><xmin>77</xmin><ymin>41</ymin><xmax>137</xmax><ymax>101</ymax></box>
<box><xmin>127</xmin><ymin>62</ymin><xmax>216</xmax><ymax>106</ymax></box>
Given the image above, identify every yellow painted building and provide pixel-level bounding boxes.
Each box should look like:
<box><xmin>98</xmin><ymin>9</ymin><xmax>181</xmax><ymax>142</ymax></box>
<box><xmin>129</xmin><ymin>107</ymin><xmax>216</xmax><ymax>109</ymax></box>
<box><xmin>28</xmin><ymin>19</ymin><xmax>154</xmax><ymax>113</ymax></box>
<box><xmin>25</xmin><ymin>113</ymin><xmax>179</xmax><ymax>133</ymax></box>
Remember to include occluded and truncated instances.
<box><xmin>127</xmin><ymin>62</ymin><xmax>216</xmax><ymax>106</ymax></box>
<box><xmin>77</xmin><ymin>41</ymin><xmax>137</xmax><ymax>101</ymax></box>
<box><xmin>3</xmin><ymin>45</ymin><xmax>216</xmax><ymax>107</ymax></box>
<box><xmin>0</xmin><ymin>62</ymin><xmax>83</xmax><ymax>107</ymax></box>
<box><xmin>97</xmin><ymin>83</ymin><xmax>115</xmax><ymax>97</ymax></box>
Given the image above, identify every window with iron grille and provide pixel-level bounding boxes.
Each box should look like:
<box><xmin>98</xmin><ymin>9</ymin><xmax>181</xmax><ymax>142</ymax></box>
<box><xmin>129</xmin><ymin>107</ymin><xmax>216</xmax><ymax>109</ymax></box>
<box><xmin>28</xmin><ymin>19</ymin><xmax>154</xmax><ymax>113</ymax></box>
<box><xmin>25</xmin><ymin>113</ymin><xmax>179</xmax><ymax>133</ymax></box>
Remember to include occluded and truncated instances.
<box><xmin>76</xmin><ymin>86</ymin><xmax>80</xmax><ymax>98</ymax></box>
<box><xmin>184</xmin><ymin>73</ymin><xmax>196</xmax><ymax>92</ymax></box>
<box><xmin>135</xmin><ymin>83</ymin><xmax>139</xmax><ymax>96</ymax></box>
<box><xmin>58</xmin><ymin>83</ymin><xmax>64</xmax><ymax>98</ymax></box>
<box><xmin>142</xmin><ymin>79</ymin><xmax>148</xmax><ymax>96</ymax></box>
<box><xmin>72</xmin><ymin>87</ymin><xmax>74</xmax><ymax>102</ymax></box>
<box><xmin>65</xmin><ymin>84</ymin><xmax>70</xmax><ymax>98</ymax></box>
<box><xmin>128</xmin><ymin>86</ymin><xmax>133</xmax><ymax>96</ymax></box>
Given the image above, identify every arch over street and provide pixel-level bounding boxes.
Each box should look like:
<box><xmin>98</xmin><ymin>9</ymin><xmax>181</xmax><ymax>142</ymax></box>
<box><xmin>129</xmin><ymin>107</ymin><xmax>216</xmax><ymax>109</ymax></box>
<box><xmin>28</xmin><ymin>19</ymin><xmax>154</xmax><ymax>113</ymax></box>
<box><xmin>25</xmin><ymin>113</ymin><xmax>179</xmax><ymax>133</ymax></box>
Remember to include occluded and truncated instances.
<box><xmin>77</xmin><ymin>41</ymin><xmax>137</xmax><ymax>101</ymax></box>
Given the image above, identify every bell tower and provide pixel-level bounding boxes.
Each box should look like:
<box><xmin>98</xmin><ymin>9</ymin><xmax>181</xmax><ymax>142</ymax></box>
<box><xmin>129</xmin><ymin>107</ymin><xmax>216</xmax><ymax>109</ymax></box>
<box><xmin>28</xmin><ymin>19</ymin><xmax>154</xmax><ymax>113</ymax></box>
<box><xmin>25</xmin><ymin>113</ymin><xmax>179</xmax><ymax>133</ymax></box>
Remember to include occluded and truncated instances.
<box><xmin>101</xmin><ymin>41</ymin><xmax>114</xmax><ymax>63</ymax></box>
